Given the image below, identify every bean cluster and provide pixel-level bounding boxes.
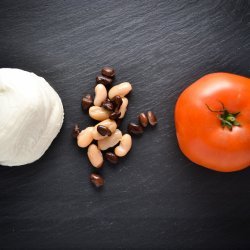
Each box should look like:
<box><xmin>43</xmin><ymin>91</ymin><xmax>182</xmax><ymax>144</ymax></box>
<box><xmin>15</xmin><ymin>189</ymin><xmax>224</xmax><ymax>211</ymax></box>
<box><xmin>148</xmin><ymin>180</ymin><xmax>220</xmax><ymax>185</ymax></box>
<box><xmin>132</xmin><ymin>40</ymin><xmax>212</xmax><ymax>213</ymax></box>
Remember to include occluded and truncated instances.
<box><xmin>73</xmin><ymin>67</ymin><xmax>157</xmax><ymax>188</ymax></box>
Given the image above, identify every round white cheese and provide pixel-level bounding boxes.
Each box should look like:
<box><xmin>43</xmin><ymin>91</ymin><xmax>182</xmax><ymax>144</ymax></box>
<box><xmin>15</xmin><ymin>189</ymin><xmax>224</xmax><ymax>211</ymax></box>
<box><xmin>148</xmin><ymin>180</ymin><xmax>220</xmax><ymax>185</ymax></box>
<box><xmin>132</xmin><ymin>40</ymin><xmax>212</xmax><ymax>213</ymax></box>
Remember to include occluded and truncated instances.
<box><xmin>0</xmin><ymin>68</ymin><xmax>64</xmax><ymax>166</ymax></box>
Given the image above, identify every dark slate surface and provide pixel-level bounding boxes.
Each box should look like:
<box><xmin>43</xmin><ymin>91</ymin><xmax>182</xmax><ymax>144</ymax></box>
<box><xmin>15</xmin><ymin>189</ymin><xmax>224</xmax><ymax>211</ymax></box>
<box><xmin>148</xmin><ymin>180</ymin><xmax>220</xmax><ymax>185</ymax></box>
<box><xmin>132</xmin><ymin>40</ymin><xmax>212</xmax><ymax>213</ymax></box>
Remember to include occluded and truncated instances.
<box><xmin>0</xmin><ymin>0</ymin><xmax>250</xmax><ymax>249</ymax></box>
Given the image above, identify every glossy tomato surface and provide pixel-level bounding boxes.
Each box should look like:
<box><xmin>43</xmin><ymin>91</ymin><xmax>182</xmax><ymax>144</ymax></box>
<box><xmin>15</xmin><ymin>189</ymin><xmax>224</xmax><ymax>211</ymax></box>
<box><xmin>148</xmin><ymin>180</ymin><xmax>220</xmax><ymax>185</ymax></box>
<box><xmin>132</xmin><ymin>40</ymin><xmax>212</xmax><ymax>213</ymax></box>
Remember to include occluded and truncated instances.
<box><xmin>175</xmin><ymin>73</ymin><xmax>250</xmax><ymax>172</ymax></box>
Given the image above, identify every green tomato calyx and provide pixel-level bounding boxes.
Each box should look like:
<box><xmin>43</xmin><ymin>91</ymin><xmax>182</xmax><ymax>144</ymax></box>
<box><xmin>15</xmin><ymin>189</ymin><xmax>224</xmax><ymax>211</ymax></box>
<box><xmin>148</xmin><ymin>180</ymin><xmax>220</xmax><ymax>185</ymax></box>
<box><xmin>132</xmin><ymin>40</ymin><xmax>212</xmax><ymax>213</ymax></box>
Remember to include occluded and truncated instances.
<box><xmin>206</xmin><ymin>102</ymin><xmax>240</xmax><ymax>131</ymax></box>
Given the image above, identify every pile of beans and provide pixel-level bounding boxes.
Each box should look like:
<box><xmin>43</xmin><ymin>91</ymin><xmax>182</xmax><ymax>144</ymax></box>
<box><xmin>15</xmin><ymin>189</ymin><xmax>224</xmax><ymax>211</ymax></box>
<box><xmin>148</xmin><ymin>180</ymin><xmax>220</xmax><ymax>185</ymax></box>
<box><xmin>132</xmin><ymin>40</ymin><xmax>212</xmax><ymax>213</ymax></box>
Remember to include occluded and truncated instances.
<box><xmin>73</xmin><ymin>67</ymin><xmax>157</xmax><ymax>188</ymax></box>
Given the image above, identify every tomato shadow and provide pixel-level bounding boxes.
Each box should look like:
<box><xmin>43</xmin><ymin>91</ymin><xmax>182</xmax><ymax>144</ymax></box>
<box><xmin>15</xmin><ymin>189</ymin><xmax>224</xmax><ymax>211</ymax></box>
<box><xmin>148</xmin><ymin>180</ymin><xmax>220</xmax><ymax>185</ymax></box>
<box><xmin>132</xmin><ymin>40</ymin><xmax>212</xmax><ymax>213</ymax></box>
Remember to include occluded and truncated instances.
<box><xmin>180</xmin><ymin>154</ymin><xmax>250</xmax><ymax>214</ymax></box>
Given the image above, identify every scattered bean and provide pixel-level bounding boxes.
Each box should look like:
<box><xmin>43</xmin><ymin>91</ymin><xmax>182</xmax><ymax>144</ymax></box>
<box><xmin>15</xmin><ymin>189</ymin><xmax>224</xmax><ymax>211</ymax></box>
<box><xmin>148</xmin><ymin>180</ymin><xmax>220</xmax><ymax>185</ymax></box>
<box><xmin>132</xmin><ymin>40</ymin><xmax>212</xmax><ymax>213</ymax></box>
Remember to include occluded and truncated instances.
<box><xmin>97</xmin><ymin>125</ymin><xmax>112</xmax><ymax>136</ymax></box>
<box><xmin>77</xmin><ymin>127</ymin><xmax>94</xmax><ymax>148</ymax></box>
<box><xmin>89</xmin><ymin>106</ymin><xmax>111</xmax><ymax>121</ymax></box>
<box><xmin>138</xmin><ymin>113</ymin><xmax>148</xmax><ymax>127</ymax></box>
<box><xmin>94</xmin><ymin>84</ymin><xmax>107</xmax><ymax>107</ymax></box>
<box><xmin>82</xmin><ymin>94</ymin><xmax>93</xmax><ymax>110</ymax></box>
<box><xmin>87</xmin><ymin>144</ymin><xmax>103</xmax><ymax>168</ymax></box>
<box><xmin>101</xmin><ymin>66</ymin><xmax>115</xmax><ymax>78</ymax></box>
<box><xmin>90</xmin><ymin>173</ymin><xmax>104</xmax><ymax>187</ymax></box>
<box><xmin>147</xmin><ymin>111</ymin><xmax>157</xmax><ymax>126</ymax></box>
<box><xmin>114</xmin><ymin>134</ymin><xmax>132</xmax><ymax>157</ymax></box>
<box><xmin>72</xmin><ymin>124</ymin><xmax>80</xmax><ymax>138</ymax></box>
<box><xmin>109</xmin><ymin>111</ymin><xmax>121</xmax><ymax>120</ymax></box>
<box><xmin>108</xmin><ymin>82</ymin><xmax>132</xmax><ymax>99</ymax></box>
<box><xmin>105</xmin><ymin>152</ymin><xmax>119</xmax><ymax>164</ymax></box>
<box><xmin>128</xmin><ymin>123</ymin><xmax>143</xmax><ymax>135</ymax></box>
<box><xmin>96</xmin><ymin>75</ymin><xmax>113</xmax><ymax>86</ymax></box>
<box><xmin>112</xmin><ymin>95</ymin><xmax>123</xmax><ymax>111</ymax></box>
<box><xmin>119</xmin><ymin>97</ymin><xmax>128</xmax><ymax>118</ymax></box>
<box><xmin>75</xmin><ymin>67</ymin><xmax>158</xmax><ymax>188</ymax></box>
<box><xmin>102</xmin><ymin>99</ymin><xmax>114</xmax><ymax>111</ymax></box>
<box><xmin>98</xmin><ymin>129</ymin><xmax>122</xmax><ymax>150</ymax></box>
<box><xmin>92</xmin><ymin>119</ymin><xmax>117</xmax><ymax>140</ymax></box>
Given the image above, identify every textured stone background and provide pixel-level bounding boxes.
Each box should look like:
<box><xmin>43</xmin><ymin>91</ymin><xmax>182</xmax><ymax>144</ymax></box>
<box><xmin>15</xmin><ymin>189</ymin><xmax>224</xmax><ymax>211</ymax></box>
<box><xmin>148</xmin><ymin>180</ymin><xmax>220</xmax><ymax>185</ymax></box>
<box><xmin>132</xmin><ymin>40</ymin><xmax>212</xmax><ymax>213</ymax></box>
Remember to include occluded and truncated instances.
<box><xmin>0</xmin><ymin>0</ymin><xmax>249</xmax><ymax>248</ymax></box>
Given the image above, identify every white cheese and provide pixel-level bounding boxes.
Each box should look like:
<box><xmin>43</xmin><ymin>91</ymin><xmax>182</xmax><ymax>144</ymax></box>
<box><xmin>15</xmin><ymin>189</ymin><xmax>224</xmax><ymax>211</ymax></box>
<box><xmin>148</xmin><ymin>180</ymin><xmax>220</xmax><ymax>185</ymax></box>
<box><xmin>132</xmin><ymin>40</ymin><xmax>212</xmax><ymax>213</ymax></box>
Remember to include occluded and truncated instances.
<box><xmin>0</xmin><ymin>68</ymin><xmax>64</xmax><ymax>166</ymax></box>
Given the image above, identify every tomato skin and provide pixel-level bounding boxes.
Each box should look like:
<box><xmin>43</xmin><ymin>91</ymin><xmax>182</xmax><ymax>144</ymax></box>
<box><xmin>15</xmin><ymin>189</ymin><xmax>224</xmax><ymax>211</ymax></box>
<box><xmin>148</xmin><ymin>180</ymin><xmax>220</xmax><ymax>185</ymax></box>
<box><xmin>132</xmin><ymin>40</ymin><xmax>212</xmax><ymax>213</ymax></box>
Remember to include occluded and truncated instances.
<box><xmin>175</xmin><ymin>73</ymin><xmax>250</xmax><ymax>172</ymax></box>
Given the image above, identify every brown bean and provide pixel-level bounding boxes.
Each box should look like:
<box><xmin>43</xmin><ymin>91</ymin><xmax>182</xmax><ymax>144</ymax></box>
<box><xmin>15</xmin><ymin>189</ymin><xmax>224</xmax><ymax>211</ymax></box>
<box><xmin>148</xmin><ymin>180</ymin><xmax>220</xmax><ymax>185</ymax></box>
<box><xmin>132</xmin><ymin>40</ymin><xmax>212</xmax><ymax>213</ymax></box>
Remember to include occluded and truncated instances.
<box><xmin>138</xmin><ymin>113</ymin><xmax>148</xmax><ymax>128</ymax></box>
<box><xmin>109</xmin><ymin>111</ymin><xmax>121</xmax><ymax>120</ymax></box>
<box><xmin>127</xmin><ymin>123</ymin><xmax>144</xmax><ymax>135</ymax></box>
<box><xmin>102</xmin><ymin>99</ymin><xmax>114</xmax><ymax>111</ymax></box>
<box><xmin>147</xmin><ymin>111</ymin><xmax>157</xmax><ymax>126</ymax></box>
<box><xmin>112</xmin><ymin>95</ymin><xmax>123</xmax><ymax>110</ymax></box>
<box><xmin>82</xmin><ymin>94</ymin><xmax>93</xmax><ymax>110</ymax></box>
<box><xmin>90</xmin><ymin>173</ymin><xmax>104</xmax><ymax>187</ymax></box>
<box><xmin>101</xmin><ymin>66</ymin><xmax>115</xmax><ymax>78</ymax></box>
<box><xmin>96</xmin><ymin>75</ymin><xmax>113</xmax><ymax>86</ymax></box>
<box><xmin>97</xmin><ymin>125</ymin><xmax>112</xmax><ymax>136</ymax></box>
<box><xmin>72</xmin><ymin>124</ymin><xmax>80</xmax><ymax>138</ymax></box>
<box><xmin>92</xmin><ymin>119</ymin><xmax>117</xmax><ymax>140</ymax></box>
<box><xmin>105</xmin><ymin>152</ymin><xmax>119</xmax><ymax>164</ymax></box>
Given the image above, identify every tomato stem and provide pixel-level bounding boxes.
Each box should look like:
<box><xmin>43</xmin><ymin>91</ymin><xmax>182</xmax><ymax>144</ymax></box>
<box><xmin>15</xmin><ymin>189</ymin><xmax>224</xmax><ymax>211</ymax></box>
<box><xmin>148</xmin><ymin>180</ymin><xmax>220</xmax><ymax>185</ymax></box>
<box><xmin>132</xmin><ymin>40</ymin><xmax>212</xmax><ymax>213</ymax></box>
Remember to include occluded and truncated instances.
<box><xmin>206</xmin><ymin>102</ymin><xmax>241</xmax><ymax>131</ymax></box>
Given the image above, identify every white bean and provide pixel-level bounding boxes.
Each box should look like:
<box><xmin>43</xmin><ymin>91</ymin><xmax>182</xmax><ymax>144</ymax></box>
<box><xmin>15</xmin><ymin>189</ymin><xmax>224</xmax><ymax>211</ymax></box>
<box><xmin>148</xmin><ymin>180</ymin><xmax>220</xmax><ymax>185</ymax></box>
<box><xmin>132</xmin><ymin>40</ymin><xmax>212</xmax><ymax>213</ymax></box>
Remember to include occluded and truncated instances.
<box><xmin>108</xmin><ymin>82</ymin><xmax>132</xmax><ymax>99</ymax></box>
<box><xmin>89</xmin><ymin>106</ymin><xmax>110</xmax><ymax>121</ymax></box>
<box><xmin>114</xmin><ymin>134</ymin><xmax>132</xmax><ymax>157</ymax></box>
<box><xmin>98</xmin><ymin>129</ymin><xmax>122</xmax><ymax>151</ymax></box>
<box><xmin>92</xmin><ymin>119</ymin><xmax>117</xmax><ymax>140</ymax></box>
<box><xmin>94</xmin><ymin>84</ymin><xmax>107</xmax><ymax>106</ymax></box>
<box><xmin>119</xmin><ymin>97</ymin><xmax>128</xmax><ymax>118</ymax></box>
<box><xmin>77</xmin><ymin>127</ymin><xmax>94</xmax><ymax>148</ymax></box>
<box><xmin>87</xmin><ymin>144</ymin><xmax>103</xmax><ymax>168</ymax></box>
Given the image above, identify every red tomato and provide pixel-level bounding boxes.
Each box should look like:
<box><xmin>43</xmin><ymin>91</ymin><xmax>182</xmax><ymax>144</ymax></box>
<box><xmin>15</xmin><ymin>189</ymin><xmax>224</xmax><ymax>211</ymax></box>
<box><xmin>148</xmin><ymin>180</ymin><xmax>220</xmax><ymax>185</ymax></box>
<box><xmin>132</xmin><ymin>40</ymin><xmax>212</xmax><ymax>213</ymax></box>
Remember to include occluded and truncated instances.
<box><xmin>175</xmin><ymin>73</ymin><xmax>250</xmax><ymax>172</ymax></box>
